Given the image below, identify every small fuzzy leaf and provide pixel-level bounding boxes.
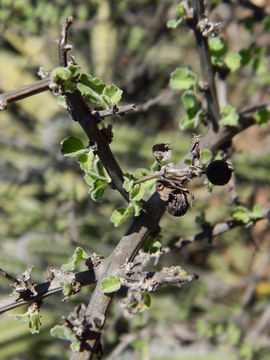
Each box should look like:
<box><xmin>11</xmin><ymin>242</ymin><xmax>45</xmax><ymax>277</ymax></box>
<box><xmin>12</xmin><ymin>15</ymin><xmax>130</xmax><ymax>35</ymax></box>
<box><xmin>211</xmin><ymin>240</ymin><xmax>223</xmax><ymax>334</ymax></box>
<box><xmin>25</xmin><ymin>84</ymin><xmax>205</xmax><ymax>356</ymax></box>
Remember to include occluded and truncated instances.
<box><xmin>14</xmin><ymin>307</ymin><xmax>41</xmax><ymax>334</ymax></box>
<box><xmin>61</xmin><ymin>137</ymin><xmax>85</xmax><ymax>157</ymax></box>
<box><xmin>143</xmin><ymin>236</ymin><xmax>162</xmax><ymax>254</ymax></box>
<box><xmin>61</xmin><ymin>280</ymin><xmax>72</xmax><ymax>297</ymax></box>
<box><xmin>100</xmin><ymin>275</ymin><xmax>121</xmax><ymax>294</ymax></box>
<box><xmin>175</xmin><ymin>266</ymin><xmax>187</xmax><ymax>276</ymax></box>
<box><xmin>134</xmin><ymin>168</ymin><xmax>150</xmax><ymax>179</ymax></box>
<box><xmin>181</xmin><ymin>91</ymin><xmax>199</xmax><ymax>111</ymax></box>
<box><xmin>61</xmin><ymin>247</ymin><xmax>88</xmax><ymax>272</ymax></box>
<box><xmin>231</xmin><ymin>206</ymin><xmax>251</xmax><ymax>224</ymax></box>
<box><xmin>129</xmin><ymin>184</ymin><xmax>145</xmax><ymax>201</ymax></box>
<box><xmin>201</xmin><ymin>148</ymin><xmax>212</xmax><ymax>165</ymax></box>
<box><xmin>220</xmin><ymin>105</ymin><xmax>239</xmax><ymax>126</ymax></box>
<box><xmin>90</xmin><ymin>180</ymin><xmax>108</xmax><ymax>202</ymax></box>
<box><xmin>131</xmin><ymin>200</ymin><xmax>142</xmax><ymax>217</ymax></box>
<box><xmin>123</xmin><ymin>175</ymin><xmax>134</xmax><ymax>192</ymax></box>
<box><xmin>111</xmin><ymin>203</ymin><xmax>134</xmax><ymax>227</ymax></box>
<box><xmin>103</xmin><ymin>83</ymin><xmax>123</xmax><ymax>104</ymax></box>
<box><xmin>77</xmin><ymin>151</ymin><xmax>95</xmax><ymax>172</ymax></box>
<box><xmin>167</xmin><ymin>18</ymin><xmax>183</xmax><ymax>29</ymax></box>
<box><xmin>58</xmin><ymin>95</ymin><xmax>67</xmax><ymax>109</ymax></box>
<box><xmin>208</xmin><ymin>37</ymin><xmax>227</xmax><ymax>57</ymax></box>
<box><xmin>254</xmin><ymin>108</ymin><xmax>270</xmax><ymax>126</ymax></box>
<box><xmin>224</xmin><ymin>52</ymin><xmax>241</xmax><ymax>72</ymax></box>
<box><xmin>251</xmin><ymin>204</ymin><xmax>263</xmax><ymax>219</ymax></box>
<box><xmin>50</xmin><ymin>67</ymin><xmax>72</xmax><ymax>82</ymax></box>
<box><xmin>169</xmin><ymin>67</ymin><xmax>197</xmax><ymax>90</ymax></box>
<box><xmin>50</xmin><ymin>325</ymin><xmax>81</xmax><ymax>352</ymax></box>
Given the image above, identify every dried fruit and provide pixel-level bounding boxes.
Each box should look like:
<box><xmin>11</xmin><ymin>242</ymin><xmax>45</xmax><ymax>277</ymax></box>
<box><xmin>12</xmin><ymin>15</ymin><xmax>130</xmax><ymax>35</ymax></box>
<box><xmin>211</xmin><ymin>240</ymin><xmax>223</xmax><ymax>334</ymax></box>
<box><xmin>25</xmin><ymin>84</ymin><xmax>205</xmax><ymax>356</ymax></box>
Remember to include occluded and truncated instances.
<box><xmin>166</xmin><ymin>190</ymin><xmax>189</xmax><ymax>217</ymax></box>
<box><xmin>206</xmin><ymin>160</ymin><xmax>233</xmax><ymax>186</ymax></box>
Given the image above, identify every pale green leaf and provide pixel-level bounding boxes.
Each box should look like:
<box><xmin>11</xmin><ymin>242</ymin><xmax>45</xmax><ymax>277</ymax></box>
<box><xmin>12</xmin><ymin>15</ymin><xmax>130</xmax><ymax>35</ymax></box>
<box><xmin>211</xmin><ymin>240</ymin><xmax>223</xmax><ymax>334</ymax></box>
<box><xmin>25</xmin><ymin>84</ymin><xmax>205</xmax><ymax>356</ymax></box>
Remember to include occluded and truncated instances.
<box><xmin>231</xmin><ymin>206</ymin><xmax>251</xmax><ymax>224</ymax></box>
<box><xmin>50</xmin><ymin>67</ymin><xmax>72</xmax><ymax>82</ymax></box>
<box><xmin>224</xmin><ymin>52</ymin><xmax>241</xmax><ymax>72</ymax></box>
<box><xmin>201</xmin><ymin>148</ymin><xmax>212</xmax><ymax>164</ymax></box>
<box><xmin>169</xmin><ymin>67</ymin><xmax>197</xmax><ymax>90</ymax></box>
<box><xmin>61</xmin><ymin>247</ymin><xmax>88</xmax><ymax>272</ymax></box>
<box><xmin>111</xmin><ymin>203</ymin><xmax>134</xmax><ymax>227</ymax></box>
<box><xmin>208</xmin><ymin>37</ymin><xmax>227</xmax><ymax>57</ymax></box>
<box><xmin>100</xmin><ymin>275</ymin><xmax>121</xmax><ymax>294</ymax></box>
<box><xmin>220</xmin><ymin>104</ymin><xmax>239</xmax><ymax>126</ymax></box>
<box><xmin>50</xmin><ymin>325</ymin><xmax>81</xmax><ymax>352</ymax></box>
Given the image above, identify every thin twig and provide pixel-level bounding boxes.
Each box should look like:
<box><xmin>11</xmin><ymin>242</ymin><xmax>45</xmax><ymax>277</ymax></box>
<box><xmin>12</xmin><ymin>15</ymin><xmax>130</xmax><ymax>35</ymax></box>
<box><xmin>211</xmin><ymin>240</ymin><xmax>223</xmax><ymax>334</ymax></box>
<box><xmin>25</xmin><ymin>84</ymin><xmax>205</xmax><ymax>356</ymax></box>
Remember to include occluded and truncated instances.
<box><xmin>0</xmin><ymin>269</ymin><xmax>96</xmax><ymax>315</ymax></box>
<box><xmin>192</xmin><ymin>0</ymin><xmax>220</xmax><ymax>132</ymax></box>
<box><xmin>0</xmin><ymin>78</ymin><xmax>50</xmax><ymax>110</ymax></box>
<box><xmin>166</xmin><ymin>208</ymin><xmax>270</xmax><ymax>251</ymax></box>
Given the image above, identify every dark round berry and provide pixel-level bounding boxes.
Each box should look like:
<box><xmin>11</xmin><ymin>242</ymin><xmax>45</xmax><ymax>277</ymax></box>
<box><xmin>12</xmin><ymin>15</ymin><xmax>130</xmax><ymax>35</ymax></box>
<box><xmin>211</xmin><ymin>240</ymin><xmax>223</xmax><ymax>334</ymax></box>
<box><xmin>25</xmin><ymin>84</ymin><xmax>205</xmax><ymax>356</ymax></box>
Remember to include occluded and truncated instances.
<box><xmin>206</xmin><ymin>160</ymin><xmax>233</xmax><ymax>186</ymax></box>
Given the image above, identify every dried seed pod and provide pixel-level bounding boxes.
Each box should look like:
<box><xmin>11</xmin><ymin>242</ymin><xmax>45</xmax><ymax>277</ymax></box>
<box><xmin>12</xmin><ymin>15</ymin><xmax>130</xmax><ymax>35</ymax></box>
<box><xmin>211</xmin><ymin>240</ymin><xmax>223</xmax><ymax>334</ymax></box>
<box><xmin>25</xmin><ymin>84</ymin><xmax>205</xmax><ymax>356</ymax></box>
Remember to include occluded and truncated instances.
<box><xmin>152</xmin><ymin>143</ymin><xmax>172</xmax><ymax>163</ymax></box>
<box><xmin>166</xmin><ymin>191</ymin><xmax>189</xmax><ymax>217</ymax></box>
<box><xmin>156</xmin><ymin>181</ymin><xmax>171</xmax><ymax>202</ymax></box>
<box><xmin>206</xmin><ymin>160</ymin><xmax>233</xmax><ymax>186</ymax></box>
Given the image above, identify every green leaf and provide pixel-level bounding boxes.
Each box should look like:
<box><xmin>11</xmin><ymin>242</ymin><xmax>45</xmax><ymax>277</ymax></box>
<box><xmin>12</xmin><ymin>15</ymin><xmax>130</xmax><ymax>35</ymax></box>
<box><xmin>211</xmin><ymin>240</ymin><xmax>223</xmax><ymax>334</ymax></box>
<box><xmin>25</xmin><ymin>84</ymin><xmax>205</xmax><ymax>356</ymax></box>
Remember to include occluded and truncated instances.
<box><xmin>61</xmin><ymin>137</ymin><xmax>85</xmax><ymax>157</ymax></box>
<box><xmin>254</xmin><ymin>108</ymin><xmax>270</xmax><ymax>126</ymax></box>
<box><xmin>123</xmin><ymin>175</ymin><xmax>134</xmax><ymax>192</ymax></box>
<box><xmin>134</xmin><ymin>168</ymin><xmax>150</xmax><ymax>179</ymax></box>
<box><xmin>175</xmin><ymin>266</ymin><xmax>187</xmax><ymax>276</ymax></box>
<box><xmin>181</xmin><ymin>91</ymin><xmax>200</xmax><ymax>112</ymax></box>
<box><xmin>50</xmin><ymin>325</ymin><xmax>81</xmax><ymax>352</ymax></box>
<box><xmin>14</xmin><ymin>307</ymin><xmax>41</xmax><ymax>334</ymax></box>
<box><xmin>226</xmin><ymin>323</ymin><xmax>241</xmax><ymax>345</ymax></box>
<box><xmin>180</xmin><ymin>109</ymin><xmax>202</xmax><ymax>130</ymax></box>
<box><xmin>231</xmin><ymin>206</ymin><xmax>251</xmax><ymax>224</ymax></box>
<box><xmin>201</xmin><ymin>148</ymin><xmax>212</xmax><ymax>165</ymax></box>
<box><xmin>220</xmin><ymin>104</ymin><xmax>239</xmax><ymax>126</ymax></box>
<box><xmin>252</xmin><ymin>47</ymin><xmax>267</xmax><ymax>75</ymax></box>
<box><xmin>100</xmin><ymin>275</ymin><xmax>121</xmax><ymax>294</ymax></box>
<box><xmin>111</xmin><ymin>203</ymin><xmax>134</xmax><ymax>227</ymax></box>
<box><xmin>131</xmin><ymin>200</ymin><xmax>142</xmax><ymax>217</ymax></box>
<box><xmin>195</xmin><ymin>211</ymin><xmax>206</xmax><ymax>225</ymax></box>
<box><xmin>251</xmin><ymin>204</ymin><xmax>263</xmax><ymax>219</ymax></box>
<box><xmin>61</xmin><ymin>280</ymin><xmax>72</xmax><ymax>297</ymax></box>
<box><xmin>151</xmin><ymin>160</ymin><xmax>159</xmax><ymax>172</ymax></box>
<box><xmin>224</xmin><ymin>52</ymin><xmax>241</xmax><ymax>72</ymax></box>
<box><xmin>129</xmin><ymin>291</ymin><xmax>152</xmax><ymax>313</ymax></box>
<box><xmin>139</xmin><ymin>291</ymin><xmax>151</xmax><ymax>312</ymax></box>
<box><xmin>57</xmin><ymin>95</ymin><xmax>67</xmax><ymax>109</ymax></box>
<box><xmin>263</xmin><ymin>15</ymin><xmax>270</xmax><ymax>31</ymax></box>
<box><xmin>77</xmin><ymin>151</ymin><xmax>95</xmax><ymax>172</ymax></box>
<box><xmin>61</xmin><ymin>247</ymin><xmax>88</xmax><ymax>272</ymax></box>
<box><xmin>169</xmin><ymin>67</ymin><xmax>197</xmax><ymax>90</ymax></box>
<box><xmin>50</xmin><ymin>67</ymin><xmax>72</xmax><ymax>82</ymax></box>
<box><xmin>143</xmin><ymin>236</ymin><xmax>162</xmax><ymax>254</ymax></box>
<box><xmin>67</xmin><ymin>63</ymin><xmax>80</xmax><ymax>77</ymax></box>
<box><xmin>167</xmin><ymin>18</ymin><xmax>182</xmax><ymax>29</ymax></box>
<box><xmin>77</xmin><ymin>73</ymin><xmax>123</xmax><ymax>109</ymax></box>
<box><xmin>239</xmin><ymin>48</ymin><xmax>252</xmax><ymax>66</ymax></box>
<box><xmin>103</xmin><ymin>84</ymin><xmax>123</xmax><ymax>104</ymax></box>
<box><xmin>208</xmin><ymin>37</ymin><xmax>227</xmax><ymax>57</ymax></box>
<box><xmin>90</xmin><ymin>180</ymin><xmax>108</xmax><ymax>202</ymax></box>
<box><xmin>129</xmin><ymin>184</ymin><xmax>145</xmax><ymax>201</ymax></box>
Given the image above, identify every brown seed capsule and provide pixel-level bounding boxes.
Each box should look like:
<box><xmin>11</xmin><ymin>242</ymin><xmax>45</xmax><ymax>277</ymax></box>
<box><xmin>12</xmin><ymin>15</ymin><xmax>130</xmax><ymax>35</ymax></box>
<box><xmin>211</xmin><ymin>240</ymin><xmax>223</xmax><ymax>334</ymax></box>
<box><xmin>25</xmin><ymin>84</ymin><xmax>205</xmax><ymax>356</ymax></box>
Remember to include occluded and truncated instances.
<box><xmin>166</xmin><ymin>191</ymin><xmax>189</xmax><ymax>217</ymax></box>
<box><xmin>206</xmin><ymin>160</ymin><xmax>233</xmax><ymax>186</ymax></box>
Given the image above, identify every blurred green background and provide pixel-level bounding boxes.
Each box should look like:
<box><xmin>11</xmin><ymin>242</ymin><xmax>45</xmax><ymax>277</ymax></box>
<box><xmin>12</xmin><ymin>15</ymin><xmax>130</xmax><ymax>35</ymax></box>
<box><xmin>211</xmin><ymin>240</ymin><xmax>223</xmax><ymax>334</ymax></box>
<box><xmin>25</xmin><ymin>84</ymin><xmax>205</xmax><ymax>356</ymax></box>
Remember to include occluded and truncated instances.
<box><xmin>0</xmin><ymin>0</ymin><xmax>270</xmax><ymax>359</ymax></box>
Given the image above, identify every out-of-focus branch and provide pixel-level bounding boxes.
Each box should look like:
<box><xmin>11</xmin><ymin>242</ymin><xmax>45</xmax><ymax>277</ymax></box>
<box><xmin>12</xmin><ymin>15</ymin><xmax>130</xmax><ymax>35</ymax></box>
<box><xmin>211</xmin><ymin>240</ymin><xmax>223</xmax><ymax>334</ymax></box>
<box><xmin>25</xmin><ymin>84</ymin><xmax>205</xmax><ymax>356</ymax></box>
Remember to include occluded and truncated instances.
<box><xmin>0</xmin><ymin>78</ymin><xmax>50</xmax><ymax>110</ymax></box>
<box><xmin>167</xmin><ymin>208</ymin><xmax>270</xmax><ymax>251</ymax></box>
<box><xmin>192</xmin><ymin>0</ymin><xmax>220</xmax><ymax>132</ymax></box>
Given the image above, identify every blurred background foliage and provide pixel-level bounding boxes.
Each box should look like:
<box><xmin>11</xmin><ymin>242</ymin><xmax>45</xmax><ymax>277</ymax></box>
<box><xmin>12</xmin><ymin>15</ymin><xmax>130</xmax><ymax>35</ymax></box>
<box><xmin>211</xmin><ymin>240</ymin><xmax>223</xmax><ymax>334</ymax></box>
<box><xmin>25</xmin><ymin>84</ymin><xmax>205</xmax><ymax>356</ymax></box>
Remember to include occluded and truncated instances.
<box><xmin>0</xmin><ymin>0</ymin><xmax>270</xmax><ymax>359</ymax></box>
